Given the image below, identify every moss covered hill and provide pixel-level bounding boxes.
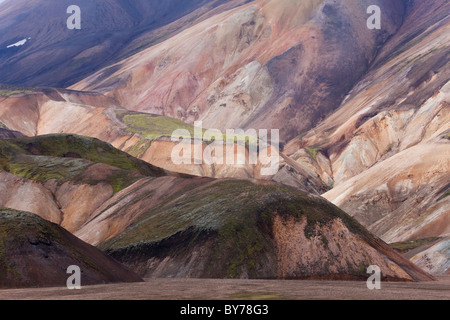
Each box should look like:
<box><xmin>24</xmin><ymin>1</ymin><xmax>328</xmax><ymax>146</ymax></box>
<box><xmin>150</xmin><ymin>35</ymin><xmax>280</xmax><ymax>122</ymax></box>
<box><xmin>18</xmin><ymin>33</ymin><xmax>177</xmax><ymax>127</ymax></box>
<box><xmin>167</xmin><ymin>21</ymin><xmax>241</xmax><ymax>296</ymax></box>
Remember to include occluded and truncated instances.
<box><xmin>0</xmin><ymin>208</ymin><xmax>142</xmax><ymax>289</ymax></box>
<box><xmin>101</xmin><ymin>179</ymin><xmax>433</xmax><ymax>281</ymax></box>
<box><xmin>0</xmin><ymin>133</ymin><xmax>175</xmax><ymax>234</ymax></box>
<box><xmin>0</xmin><ymin>133</ymin><xmax>166</xmax><ymax>192</ymax></box>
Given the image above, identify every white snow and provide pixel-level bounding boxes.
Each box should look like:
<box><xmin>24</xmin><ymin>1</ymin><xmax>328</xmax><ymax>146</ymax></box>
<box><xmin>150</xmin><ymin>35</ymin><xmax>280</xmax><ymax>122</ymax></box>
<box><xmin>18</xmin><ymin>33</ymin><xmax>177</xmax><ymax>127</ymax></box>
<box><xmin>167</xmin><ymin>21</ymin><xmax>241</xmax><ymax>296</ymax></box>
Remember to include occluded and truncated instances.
<box><xmin>6</xmin><ymin>37</ymin><xmax>31</xmax><ymax>49</ymax></box>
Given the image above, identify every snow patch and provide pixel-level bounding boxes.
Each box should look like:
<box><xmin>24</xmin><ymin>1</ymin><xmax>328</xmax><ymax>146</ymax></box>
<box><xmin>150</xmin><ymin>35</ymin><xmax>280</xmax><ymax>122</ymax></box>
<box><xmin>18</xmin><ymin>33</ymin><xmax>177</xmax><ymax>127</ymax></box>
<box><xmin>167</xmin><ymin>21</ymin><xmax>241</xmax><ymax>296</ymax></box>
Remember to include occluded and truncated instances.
<box><xmin>6</xmin><ymin>37</ymin><xmax>31</xmax><ymax>49</ymax></box>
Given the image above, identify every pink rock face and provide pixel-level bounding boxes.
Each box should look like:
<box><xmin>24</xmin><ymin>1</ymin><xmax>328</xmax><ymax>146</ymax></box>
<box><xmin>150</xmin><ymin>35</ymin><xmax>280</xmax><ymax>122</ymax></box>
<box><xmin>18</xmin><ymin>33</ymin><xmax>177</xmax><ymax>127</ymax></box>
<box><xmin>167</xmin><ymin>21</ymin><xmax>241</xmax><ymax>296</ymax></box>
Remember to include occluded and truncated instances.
<box><xmin>72</xmin><ymin>0</ymin><xmax>407</xmax><ymax>143</ymax></box>
<box><xmin>283</xmin><ymin>0</ymin><xmax>450</xmax><ymax>251</ymax></box>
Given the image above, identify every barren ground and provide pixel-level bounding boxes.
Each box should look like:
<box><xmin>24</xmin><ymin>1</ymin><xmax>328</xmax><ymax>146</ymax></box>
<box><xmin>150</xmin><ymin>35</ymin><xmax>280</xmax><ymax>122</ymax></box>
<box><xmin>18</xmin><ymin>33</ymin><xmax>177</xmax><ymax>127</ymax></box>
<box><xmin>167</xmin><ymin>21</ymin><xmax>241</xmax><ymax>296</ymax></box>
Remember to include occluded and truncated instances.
<box><xmin>0</xmin><ymin>277</ymin><xmax>449</xmax><ymax>300</ymax></box>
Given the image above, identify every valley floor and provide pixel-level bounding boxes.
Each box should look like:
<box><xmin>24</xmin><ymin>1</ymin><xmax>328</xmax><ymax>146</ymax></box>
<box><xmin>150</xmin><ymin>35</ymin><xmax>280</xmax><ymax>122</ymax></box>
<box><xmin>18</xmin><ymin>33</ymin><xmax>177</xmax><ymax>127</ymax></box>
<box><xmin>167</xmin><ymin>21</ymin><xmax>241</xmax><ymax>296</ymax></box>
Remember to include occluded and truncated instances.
<box><xmin>0</xmin><ymin>277</ymin><xmax>449</xmax><ymax>300</ymax></box>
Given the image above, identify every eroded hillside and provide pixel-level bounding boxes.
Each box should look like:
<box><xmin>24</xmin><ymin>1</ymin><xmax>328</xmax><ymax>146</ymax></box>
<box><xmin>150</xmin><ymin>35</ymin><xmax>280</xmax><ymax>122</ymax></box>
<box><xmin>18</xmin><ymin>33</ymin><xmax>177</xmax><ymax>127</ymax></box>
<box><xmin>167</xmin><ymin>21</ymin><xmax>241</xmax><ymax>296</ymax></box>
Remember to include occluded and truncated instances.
<box><xmin>0</xmin><ymin>208</ymin><xmax>142</xmax><ymax>288</ymax></box>
<box><xmin>73</xmin><ymin>0</ymin><xmax>407</xmax><ymax>143</ymax></box>
<box><xmin>0</xmin><ymin>134</ymin><xmax>433</xmax><ymax>282</ymax></box>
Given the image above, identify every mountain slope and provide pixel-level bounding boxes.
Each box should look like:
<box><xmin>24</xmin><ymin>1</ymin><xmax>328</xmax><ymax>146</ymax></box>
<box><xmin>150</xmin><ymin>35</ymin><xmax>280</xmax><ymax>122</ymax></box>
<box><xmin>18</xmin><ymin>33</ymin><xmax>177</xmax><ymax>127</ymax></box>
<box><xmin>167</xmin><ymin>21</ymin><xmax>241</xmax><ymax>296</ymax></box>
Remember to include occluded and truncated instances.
<box><xmin>0</xmin><ymin>0</ymin><xmax>448</xmax><ymax>280</ymax></box>
<box><xmin>0</xmin><ymin>208</ymin><xmax>142</xmax><ymax>289</ymax></box>
<box><xmin>410</xmin><ymin>238</ymin><xmax>450</xmax><ymax>275</ymax></box>
<box><xmin>0</xmin><ymin>0</ymin><xmax>249</xmax><ymax>87</ymax></box>
<box><xmin>0</xmin><ymin>134</ymin><xmax>169</xmax><ymax>230</ymax></box>
<box><xmin>100</xmin><ymin>179</ymin><xmax>432</xmax><ymax>281</ymax></box>
<box><xmin>0</xmin><ymin>89</ymin><xmax>329</xmax><ymax>194</ymax></box>
<box><xmin>281</xmin><ymin>0</ymin><xmax>449</xmax><ymax>244</ymax></box>
<box><xmin>73</xmin><ymin>0</ymin><xmax>407</xmax><ymax>143</ymax></box>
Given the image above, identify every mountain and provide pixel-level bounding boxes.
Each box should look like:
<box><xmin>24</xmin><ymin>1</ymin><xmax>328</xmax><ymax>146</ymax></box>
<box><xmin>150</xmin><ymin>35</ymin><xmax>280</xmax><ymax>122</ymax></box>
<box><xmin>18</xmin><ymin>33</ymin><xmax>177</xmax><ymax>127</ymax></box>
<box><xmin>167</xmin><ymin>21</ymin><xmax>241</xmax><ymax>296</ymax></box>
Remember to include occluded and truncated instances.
<box><xmin>73</xmin><ymin>0</ymin><xmax>407</xmax><ymax>143</ymax></box>
<box><xmin>0</xmin><ymin>0</ymin><xmax>448</xmax><ymax>280</ymax></box>
<box><xmin>0</xmin><ymin>87</ymin><xmax>328</xmax><ymax>194</ymax></box>
<box><xmin>410</xmin><ymin>238</ymin><xmax>450</xmax><ymax>275</ymax></box>
<box><xmin>100</xmin><ymin>179</ymin><xmax>432</xmax><ymax>281</ymax></box>
<box><xmin>0</xmin><ymin>208</ymin><xmax>142</xmax><ymax>288</ymax></box>
<box><xmin>0</xmin><ymin>134</ymin><xmax>432</xmax><ymax>281</ymax></box>
<box><xmin>280</xmin><ymin>0</ymin><xmax>450</xmax><ymax>272</ymax></box>
<box><xmin>283</xmin><ymin>0</ymin><xmax>449</xmax><ymax>245</ymax></box>
<box><xmin>0</xmin><ymin>0</ymin><xmax>249</xmax><ymax>87</ymax></box>
<box><xmin>0</xmin><ymin>133</ymin><xmax>169</xmax><ymax>229</ymax></box>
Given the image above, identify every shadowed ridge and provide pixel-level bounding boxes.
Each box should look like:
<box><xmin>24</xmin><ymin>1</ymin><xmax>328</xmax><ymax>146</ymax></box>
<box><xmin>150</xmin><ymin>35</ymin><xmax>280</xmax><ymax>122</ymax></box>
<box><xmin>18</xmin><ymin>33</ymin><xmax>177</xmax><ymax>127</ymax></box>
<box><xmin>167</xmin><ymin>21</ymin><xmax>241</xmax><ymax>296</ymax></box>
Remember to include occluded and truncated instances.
<box><xmin>0</xmin><ymin>208</ymin><xmax>143</xmax><ymax>289</ymax></box>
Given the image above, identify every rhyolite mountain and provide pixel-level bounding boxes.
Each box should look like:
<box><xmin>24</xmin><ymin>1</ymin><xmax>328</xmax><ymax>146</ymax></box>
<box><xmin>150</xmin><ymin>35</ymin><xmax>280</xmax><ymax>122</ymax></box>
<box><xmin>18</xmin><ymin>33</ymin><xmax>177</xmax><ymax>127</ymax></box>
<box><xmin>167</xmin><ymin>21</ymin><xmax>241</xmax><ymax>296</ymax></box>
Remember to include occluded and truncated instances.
<box><xmin>284</xmin><ymin>0</ymin><xmax>450</xmax><ymax>256</ymax></box>
<box><xmin>0</xmin><ymin>134</ymin><xmax>433</xmax><ymax>282</ymax></box>
<box><xmin>0</xmin><ymin>0</ymin><xmax>250</xmax><ymax>87</ymax></box>
<box><xmin>0</xmin><ymin>0</ymin><xmax>448</xmax><ymax>278</ymax></box>
<box><xmin>0</xmin><ymin>87</ymin><xmax>304</xmax><ymax>191</ymax></box>
<box><xmin>73</xmin><ymin>0</ymin><xmax>408</xmax><ymax>143</ymax></box>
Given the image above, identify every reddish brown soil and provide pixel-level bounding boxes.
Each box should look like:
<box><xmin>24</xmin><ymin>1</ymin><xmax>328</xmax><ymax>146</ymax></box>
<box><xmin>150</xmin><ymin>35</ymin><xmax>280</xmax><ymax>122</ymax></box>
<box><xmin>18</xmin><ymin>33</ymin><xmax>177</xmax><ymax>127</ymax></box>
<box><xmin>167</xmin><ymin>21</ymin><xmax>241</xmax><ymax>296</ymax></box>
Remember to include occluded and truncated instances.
<box><xmin>0</xmin><ymin>277</ymin><xmax>449</xmax><ymax>300</ymax></box>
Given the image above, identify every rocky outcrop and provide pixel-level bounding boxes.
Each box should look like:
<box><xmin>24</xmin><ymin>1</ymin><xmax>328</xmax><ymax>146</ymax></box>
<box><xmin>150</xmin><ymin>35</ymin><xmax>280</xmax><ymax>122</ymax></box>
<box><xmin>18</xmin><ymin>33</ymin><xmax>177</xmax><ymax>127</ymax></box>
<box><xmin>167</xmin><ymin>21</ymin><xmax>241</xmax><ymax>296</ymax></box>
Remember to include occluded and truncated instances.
<box><xmin>0</xmin><ymin>128</ymin><xmax>25</xmax><ymax>139</ymax></box>
<box><xmin>0</xmin><ymin>208</ymin><xmax>142</xmax><ymax>289</ymax></box>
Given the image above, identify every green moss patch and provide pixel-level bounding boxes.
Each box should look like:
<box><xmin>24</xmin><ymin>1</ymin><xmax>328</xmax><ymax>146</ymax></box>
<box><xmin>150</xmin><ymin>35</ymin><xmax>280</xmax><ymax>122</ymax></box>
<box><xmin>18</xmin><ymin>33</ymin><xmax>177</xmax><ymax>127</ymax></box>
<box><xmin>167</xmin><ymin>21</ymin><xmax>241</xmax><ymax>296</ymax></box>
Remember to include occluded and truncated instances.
<box><xmin>0</xmin><ymin>89</ymin><xmax>34</xmax><ymax>97</ymax></box>
<box><xmin>389</xmin><ymin>237</ymin><xmax>442</xmax><ymax>253</ymax></box>
<box><xmin>437</xmin><ymin>191</ymin><xmax>450</xmax><ymax>202</ymax></box>
<box><xmin>0</xmin><ymin>84</ymin><xmax>38</xmax><ymax>97</ymax></box>
<box><xmin>119</xmin><ymin>111</ymin><xmax>258</xmax><ymax>153</ymax></box>
<box><xmin>7</xmin><ymin>134</ymin><xmax>164</xmax><ymax>176</ymax></box>
<box><xmin>305</xmin><ymin>141</ymin><xmax>329</xmax><ymax>160</ymax></box>
<box><xmin>0</xmin><ymin>134</ymin><xmax>164</xmax><ymax>193</ymax></box>
<box><xmin>122</xmin><ymin>113</ymin><xmax>197</xmax><ymax>141</ymax></box>
<box><xmin>8</xmin><ymin>155</ymin><xmax>92</xmax><ymax>184</ymax></box>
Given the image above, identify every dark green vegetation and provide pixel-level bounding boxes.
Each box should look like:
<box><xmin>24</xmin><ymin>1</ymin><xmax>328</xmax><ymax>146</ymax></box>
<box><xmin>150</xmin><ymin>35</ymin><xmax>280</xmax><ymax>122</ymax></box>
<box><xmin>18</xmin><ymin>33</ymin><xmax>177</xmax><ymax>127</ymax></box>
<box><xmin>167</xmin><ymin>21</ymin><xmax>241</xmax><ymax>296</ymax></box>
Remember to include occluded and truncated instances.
<box><xmin>102</xmin><ymin>179</ymin><xmax>373</xmax><ymax>279</ymax></box>
<box><xmin>0</xmin><ymin>208</ymin><xmax>142</xmax><ymax>288</ymax></box>
<box><xmin>116</xmin><ymin>111</ymin><xmax>199</xmax><ymax>157</ymax></box>
<box><xmin>436</xmin><ymin>183</ymin><xmax>450</xmax><ymax>202</ymax></box>
<box><xmin>0</xmin><ymin>134</ymin><xmax>166</xmax><ymax>193</ymax></box>
<box><xmin>0</xmin><ymin>84</ymin><xmax>36</xmax><ymax>97</ymax></box>
<box><xmin>389</xmin><ymin>237</ymin><xmax>442</xmax><ymax>254</ymax></box>
<box><xmin>305</xmin><ymin>141</ymin><xmax>329</xmax><ymax>161</ymax></box>
<box><xmin>438</xmin><ymin>191</ymin><xmax>450</xmax><ymax>202</ymax></box>
<box><xmin>119</xmin><ymin>110</ymin><xmax>258</xmax><ymax>142</ymax></box>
